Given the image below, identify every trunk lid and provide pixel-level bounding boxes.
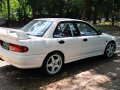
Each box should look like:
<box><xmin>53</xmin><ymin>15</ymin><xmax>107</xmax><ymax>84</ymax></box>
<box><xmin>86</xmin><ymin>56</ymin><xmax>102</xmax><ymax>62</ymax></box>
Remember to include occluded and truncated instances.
<box><xmin>0</xmin><ymin>27</ymin><xmax>30</xmax><ymax>44</ymax></box>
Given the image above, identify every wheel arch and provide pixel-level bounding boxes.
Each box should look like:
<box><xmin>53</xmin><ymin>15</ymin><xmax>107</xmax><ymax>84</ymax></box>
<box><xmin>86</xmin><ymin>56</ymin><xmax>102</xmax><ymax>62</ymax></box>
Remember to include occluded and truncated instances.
<box><xmin>42</xmin><ymin>50</ymin><xmax>65</xmax><ymax>66</ymax></box>
<box><xmin>107</xmin><ymin>40</ymin><xmax>116</xmax><ymax>47</ymax></box>
<box><xmin>109</xmin><ymin>40</ymin><xmax>116</xmax><ymax>44</ymax></box>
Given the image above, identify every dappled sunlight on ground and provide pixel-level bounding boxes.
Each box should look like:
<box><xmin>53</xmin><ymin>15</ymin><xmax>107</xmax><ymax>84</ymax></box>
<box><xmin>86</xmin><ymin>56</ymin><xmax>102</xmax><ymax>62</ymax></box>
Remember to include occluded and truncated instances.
<box><xmin>0</xmin><ymin>55</ymin><xmax>120</xmax><ymax>90</ymax></box>
<box><xmin>41</xmin><ymin>70</ymin><xmax>111</xmax><ymax>90</ymax></box>
<box><xmin>97</xmin><ymin>21</ymin><xmax>120</xmax><ymax>27</ymax></box>
<box><xmin>39</xmin><ymin>54</ymin><xmax>120</xmax><ymax>90</ymax></box>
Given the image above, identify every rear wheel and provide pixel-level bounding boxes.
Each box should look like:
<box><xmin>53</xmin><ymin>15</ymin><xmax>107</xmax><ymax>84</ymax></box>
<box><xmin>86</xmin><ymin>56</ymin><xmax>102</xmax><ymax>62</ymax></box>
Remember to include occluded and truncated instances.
<box><xmin>104</xmin><ymin>42</ymin><xmax>116</xmax><ymax>58</ymax></box>
<box><xmin>42</xmin><ymin>53</ymin><xmax>63</xmax><ymax>75</ymax></box>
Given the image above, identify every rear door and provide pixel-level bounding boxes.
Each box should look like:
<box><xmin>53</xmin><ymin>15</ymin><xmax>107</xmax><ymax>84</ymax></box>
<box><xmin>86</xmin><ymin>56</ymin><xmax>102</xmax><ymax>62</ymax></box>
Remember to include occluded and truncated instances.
<box><xmin>53</xmin><ymin>21</ymin><xmax>83</xmax><ymax>62</ymax></box>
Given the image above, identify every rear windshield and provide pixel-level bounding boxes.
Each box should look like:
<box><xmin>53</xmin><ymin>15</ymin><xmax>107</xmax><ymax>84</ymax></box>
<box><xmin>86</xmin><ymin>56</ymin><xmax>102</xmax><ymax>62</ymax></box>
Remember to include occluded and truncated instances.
<box><xmin>21</xmin><ymin>20</ymin><xmax>53</xmax><ymax>37</ymax></box>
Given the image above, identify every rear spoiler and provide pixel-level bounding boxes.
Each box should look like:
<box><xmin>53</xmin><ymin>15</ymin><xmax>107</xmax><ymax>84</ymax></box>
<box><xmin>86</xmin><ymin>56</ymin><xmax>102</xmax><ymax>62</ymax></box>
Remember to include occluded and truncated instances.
<box><xmin>0</xmin><ymin>28</ymin><xmax>30</xmax><ymax>41</ymax></box>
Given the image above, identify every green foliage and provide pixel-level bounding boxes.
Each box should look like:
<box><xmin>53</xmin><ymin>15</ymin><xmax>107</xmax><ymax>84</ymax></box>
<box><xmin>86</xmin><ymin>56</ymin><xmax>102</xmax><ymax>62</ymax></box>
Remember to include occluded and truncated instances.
<box><xmin>0</xmin><ymin>0</ymin><xmax>7</xmax><ymax>19</ymax></box>
<box><xmin>10</xmin><ymin>0</ymin><xmax>19</xmax><ymax>20</ymax></box>
<box><xmin>0</xmin><ymin>0</ymin><xmax>120</xmax><ymax>26</ymax></box>
<box><xmin>0</xmin><ymin>0</ymin><xmax>19</xmax><ymax>20</ymax></box>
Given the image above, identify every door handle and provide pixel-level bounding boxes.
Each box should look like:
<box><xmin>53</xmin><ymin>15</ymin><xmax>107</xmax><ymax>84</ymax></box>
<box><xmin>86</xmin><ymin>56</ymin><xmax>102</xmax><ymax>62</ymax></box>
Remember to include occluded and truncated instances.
<box><xmin>83</xmin><ymin>38</ymin><xmax>88</xmax><ymax>42</ymax></box>
<box><xmin>58</xmin><ymin>40</ymin><xmax>65</xmax><ymax>44</ymax></box>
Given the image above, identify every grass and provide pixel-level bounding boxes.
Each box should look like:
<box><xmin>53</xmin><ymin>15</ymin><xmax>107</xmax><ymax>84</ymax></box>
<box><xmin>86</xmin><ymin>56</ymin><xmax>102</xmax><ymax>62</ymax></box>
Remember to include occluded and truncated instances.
<box><xmin>94</xmin><ymin>21</ymin><xmax>120</xmax><ymax>36</ymax></box>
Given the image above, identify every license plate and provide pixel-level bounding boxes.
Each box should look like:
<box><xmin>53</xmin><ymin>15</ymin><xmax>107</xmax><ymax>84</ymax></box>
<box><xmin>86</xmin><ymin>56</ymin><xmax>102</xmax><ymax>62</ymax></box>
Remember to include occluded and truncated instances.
<box><xmin>2</xmin><ymin>42</ymin><xmax>9</xmax><ymax>50</ymax></box>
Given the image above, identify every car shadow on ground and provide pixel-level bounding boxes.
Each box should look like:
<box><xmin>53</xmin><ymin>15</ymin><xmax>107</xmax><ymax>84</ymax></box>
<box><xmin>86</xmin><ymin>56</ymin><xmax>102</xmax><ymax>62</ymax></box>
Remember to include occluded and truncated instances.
<box><xmin>0</xmin><ymin>54</ymin><xmax>120</xmax><ymax>90</ymax></box>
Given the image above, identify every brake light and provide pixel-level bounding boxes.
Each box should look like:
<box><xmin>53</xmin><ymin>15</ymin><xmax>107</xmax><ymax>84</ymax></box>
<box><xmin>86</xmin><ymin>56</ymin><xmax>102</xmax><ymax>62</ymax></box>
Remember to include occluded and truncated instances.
<box><xmin>9</xmin><ymin>44</ymin><xmax>28</xmax><ymax>52</ymax></box>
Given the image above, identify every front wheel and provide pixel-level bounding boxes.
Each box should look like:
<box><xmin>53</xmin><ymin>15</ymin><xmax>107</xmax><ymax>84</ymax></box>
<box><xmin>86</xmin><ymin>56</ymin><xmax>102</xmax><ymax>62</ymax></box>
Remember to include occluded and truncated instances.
<box><xmin>104</xmin><ymin>42</ymin><xmax>116</xmax><ymax>58</ymax></box>
<box><xmin>42</xmin><ymin>53</ymin><xmax>63</xmax><ymax>75</ymax></box>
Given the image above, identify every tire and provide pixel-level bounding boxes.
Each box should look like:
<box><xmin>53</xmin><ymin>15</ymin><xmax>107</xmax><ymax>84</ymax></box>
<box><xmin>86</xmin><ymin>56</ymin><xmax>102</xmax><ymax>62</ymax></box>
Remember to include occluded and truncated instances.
<box><xmin>104</xmin><ymin>42</ymin><xmax>116</xmax><ymax>58</ymax></box>
<box><xmin>42</xmin><ymin>53</ymin><xmax>63</xmax><ymax>75</ymax></box>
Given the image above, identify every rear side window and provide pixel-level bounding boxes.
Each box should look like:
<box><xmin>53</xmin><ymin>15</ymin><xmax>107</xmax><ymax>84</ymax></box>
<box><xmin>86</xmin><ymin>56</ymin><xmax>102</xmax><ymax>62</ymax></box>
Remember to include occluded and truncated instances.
<box><xmin>53</xmin><ymin>22</ymin><xmax>80</xmax><ymax>38</ymax></box>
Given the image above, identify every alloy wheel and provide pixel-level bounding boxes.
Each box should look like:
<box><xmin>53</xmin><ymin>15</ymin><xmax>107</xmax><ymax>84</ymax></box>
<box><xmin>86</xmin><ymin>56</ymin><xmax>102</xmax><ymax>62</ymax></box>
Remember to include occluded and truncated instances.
<box><xmin>46</xmin><ymin>54</ymin><xmax>63</xmax><ymax>75</ymax></box>
<box><xmin>105</xmin><ymin>43</ymin><xmax>115</xmax><ymax>57</ymax></box>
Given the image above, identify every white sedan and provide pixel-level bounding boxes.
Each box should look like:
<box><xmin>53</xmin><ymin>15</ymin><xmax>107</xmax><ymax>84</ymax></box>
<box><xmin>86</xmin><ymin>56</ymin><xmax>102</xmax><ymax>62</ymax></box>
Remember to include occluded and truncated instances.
<box><xmin>0</xmin><ymin>18</ymin><xmax>116</xmax><ymax>75</ymax></box>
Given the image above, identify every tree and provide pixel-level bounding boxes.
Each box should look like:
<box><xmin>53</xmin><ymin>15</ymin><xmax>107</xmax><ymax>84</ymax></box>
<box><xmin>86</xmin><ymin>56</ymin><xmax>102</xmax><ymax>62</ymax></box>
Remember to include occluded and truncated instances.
<box><xmin>92</xmin><ymin>0</ymin><xmax>101</xmax><ymax>24</ymax></box>
<box><xmin>28</xmin><ymin>0</ymin><xmax>44</xmax><ymax>18</ymax></box>
<box><xmin>0</xmin><ymin>0</ymin><xmax>2</xmax><ymax>12</ymax></box>
<box><xmin>6</xmin><ymin>0</ymin><xmax>11</xmax><ymax>26</ymax></box>
<box><xmin>81</xmin><ymin>0</ymin><xmax>92</xmax><ymax>20</ymax></box>
<box><xmin>0</xmin><ymin>0</ymin><xmax>120</xmax><ymax>26</ymax></box>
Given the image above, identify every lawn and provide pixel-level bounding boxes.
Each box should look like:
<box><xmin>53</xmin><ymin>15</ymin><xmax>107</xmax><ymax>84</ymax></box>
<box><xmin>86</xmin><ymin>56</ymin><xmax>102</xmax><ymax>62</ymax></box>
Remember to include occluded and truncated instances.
<box><xmin>94</xmin><ymin>22</ymin><xmax>120</xmax><ymax>36</ymax></box>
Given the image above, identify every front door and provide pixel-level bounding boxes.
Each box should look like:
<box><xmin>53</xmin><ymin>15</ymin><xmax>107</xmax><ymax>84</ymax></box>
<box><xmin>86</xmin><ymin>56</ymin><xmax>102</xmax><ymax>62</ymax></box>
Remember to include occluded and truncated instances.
<box><xmin>76</xmin><ymin>22</ymin><xmax>105</xmax><ymax>57</ymax></box>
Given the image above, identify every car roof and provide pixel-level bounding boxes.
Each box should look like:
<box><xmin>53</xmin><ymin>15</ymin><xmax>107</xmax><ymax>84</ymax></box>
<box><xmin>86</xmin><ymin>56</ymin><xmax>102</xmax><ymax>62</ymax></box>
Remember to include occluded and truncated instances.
<box><xmin>35</xmin><ymin>18</ymin><xmax>87</xmax><ymax>23</ymax></box>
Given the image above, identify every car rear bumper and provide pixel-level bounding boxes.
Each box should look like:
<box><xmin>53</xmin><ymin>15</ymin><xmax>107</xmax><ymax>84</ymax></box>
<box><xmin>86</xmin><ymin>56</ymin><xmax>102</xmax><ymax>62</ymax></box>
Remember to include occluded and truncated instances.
<box><xmin>0</xmin><ymin>47</ymin><xmax>46</xmax><ymax>69</ymax></box>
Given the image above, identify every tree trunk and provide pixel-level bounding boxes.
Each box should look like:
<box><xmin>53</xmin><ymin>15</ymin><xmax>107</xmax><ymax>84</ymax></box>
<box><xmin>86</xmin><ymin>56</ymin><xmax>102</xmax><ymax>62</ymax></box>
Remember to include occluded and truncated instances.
<box><xmin>104</xmin><ymin>10</ymin><xmax>110</xmax><ymax>21</ymax></box>
<box><xmin>81</xmin><ymin>0</ymin><xmax>92</xmax><ymax>20</ymax></box>
<box><xmin>93</xmin><ymin>8</ymin><xmax>98</xmax><ymax>24</ymax></box>
<box><xmin>0</xmin><ymin>1</ymin><xmax>2</xmax><ymax>12</ymax></box>
<box><xmin>7</xmin><ymin>0</ymin><xmax>10</xmax><ymax>26</ymax></box>
<box><xmin>32</xmin><ymin>9</ymin><xmax>35</xmax><ymax>18</ymax></box>
<box><xmin>112</xmin><ymin>11</ymin><xmax>115</xmax><ymax>26</ymax></box>
<box><xmin>81</xmin><ymin>9</ymin><xmax>86</xmax><ymax>20</ymax></box>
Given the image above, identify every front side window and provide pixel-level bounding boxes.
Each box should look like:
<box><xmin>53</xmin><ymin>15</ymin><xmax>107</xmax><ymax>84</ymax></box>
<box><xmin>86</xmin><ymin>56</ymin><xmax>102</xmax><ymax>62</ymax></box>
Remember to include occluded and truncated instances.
<box><xmin>54</xmin><ymin>22</ymin><xmax>80</xmax><ymax>38</ymax></box>
<box><xmin>77</xmin><ymin>23</ymin><xmax>97</xmax><ymax>36</ymax></box>
<box><xmin>21</xmin><ymin>20</ymin><xmax>53</xmax><ymax>37</ymax></box>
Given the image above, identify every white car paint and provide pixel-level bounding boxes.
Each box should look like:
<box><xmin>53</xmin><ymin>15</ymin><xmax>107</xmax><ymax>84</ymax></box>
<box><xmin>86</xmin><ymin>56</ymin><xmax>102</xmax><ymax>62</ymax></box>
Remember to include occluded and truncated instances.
<box><xmin>0</xmin><ymin>18</ymin><xmax>116</xmax><ymax>69</ymax></box>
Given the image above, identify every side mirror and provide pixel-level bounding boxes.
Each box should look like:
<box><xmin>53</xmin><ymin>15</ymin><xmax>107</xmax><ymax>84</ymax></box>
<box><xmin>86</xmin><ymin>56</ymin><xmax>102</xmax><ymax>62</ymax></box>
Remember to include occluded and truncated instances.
<box><xmin>97</xmin><ymin>30</ymin><xmax>102</xmax><ymax>35</ymax></box>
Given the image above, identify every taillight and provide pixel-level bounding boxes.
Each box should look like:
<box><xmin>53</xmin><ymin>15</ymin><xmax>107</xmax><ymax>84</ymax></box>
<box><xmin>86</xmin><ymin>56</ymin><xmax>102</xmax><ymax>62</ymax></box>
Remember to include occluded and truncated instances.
<box><xmin>0</xmin><ymin>40</ymin><xmax>28</xmax><ymax>53</ymax></box>
<box><xmin>9</xmin><ymin>44</ymin><xmax>28</xmax><ymax>52</ymax></box>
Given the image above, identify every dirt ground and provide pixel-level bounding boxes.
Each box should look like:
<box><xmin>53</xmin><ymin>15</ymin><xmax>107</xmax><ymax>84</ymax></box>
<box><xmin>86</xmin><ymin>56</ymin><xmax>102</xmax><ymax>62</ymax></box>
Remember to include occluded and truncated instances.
<box><xmin>0</xmin><ymin>30</ymin><xmax>120</xmax><ymax>90</ymax></box>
